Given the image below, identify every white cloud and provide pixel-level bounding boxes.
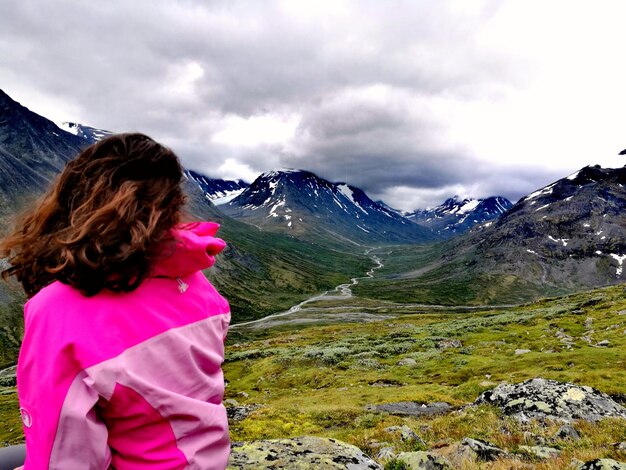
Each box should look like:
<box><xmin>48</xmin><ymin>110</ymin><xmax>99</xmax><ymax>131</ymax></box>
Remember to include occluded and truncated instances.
<box><xmin>212</xmin><ymin>113</ymin><xmax>299</xmax><ymax>147</ymax></box>
<box><xmin>2</xmin><ymin>0</ymin><xmax>626</xmax><ymax>211</ymax></box>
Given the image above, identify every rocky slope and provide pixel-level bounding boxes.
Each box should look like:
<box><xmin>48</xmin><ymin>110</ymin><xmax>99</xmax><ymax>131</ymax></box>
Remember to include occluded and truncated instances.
<box><xmin>464</xmin><ymin>165</ymin><xmax>626</xmax><ymax>288</ymax></box>
<box><xmin>356</xmin><ymin>165</ymin><xmax>626</xmax><ymax>305</ymax></box>
<box><xmin>0</xmin><ymin>89</ymin><xmax>86</xmax><ymax>218</ymax></box>
<box><xmin>222</xmin><ymin>169</ymin><xmax>436</xmax><ymax>245</ymax></box>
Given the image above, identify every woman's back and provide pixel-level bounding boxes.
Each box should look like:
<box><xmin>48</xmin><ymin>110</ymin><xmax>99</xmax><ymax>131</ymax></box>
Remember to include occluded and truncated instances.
<box><xmin>18</xmin><ymin>222</ymin><xmax>231</xmax><ymax>469</ymax></box>
<box><xmin>1</xmin><ymin>134</ymin><xmax>232</xmax><ymax>469</ymax></box>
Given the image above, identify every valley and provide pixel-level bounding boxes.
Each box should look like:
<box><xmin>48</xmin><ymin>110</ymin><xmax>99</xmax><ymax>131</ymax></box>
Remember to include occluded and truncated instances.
<box><xmin>1</xmin><ymin>89</ymin><xmax>625</xmax><ymax>467</ymax></box>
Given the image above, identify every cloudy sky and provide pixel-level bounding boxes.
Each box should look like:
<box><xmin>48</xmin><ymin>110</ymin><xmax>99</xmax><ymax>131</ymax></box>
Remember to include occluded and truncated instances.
<box><xmin>2</xmin><ymin>0</ymin><xmax>626</xmax><ymax>210</ymax></box>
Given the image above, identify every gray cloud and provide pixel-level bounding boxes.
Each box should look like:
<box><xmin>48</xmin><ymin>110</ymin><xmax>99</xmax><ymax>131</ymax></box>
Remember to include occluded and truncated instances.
<box><xmin>1</xmin><ymin>0</ymin><xmax>582</xmax><ymax>211</ymax></box>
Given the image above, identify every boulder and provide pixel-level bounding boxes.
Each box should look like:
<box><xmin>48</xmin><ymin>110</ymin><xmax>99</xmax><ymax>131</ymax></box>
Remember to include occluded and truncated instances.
<box><xmin>517</xmin><ymin>445</ymin><xmax>560</xmax><ymax>460</ymax></box>
<box><xmin>0</xmin><ymin>366</ymin><xmax>16</xmax><ymax>387</ymax></box>
<box><xmin>396</xmin><ymin>451</ymin><xmax>451</xmax><ymax>469</ymax></box>
<box><xmin>554</xmin><ymin>424</ymin><xmax>581</xmax><ymax>441</ymax></box>
<box><xmin>376</xmin><ymin>446</ymin><xmax>395</xmax><ymax>462</ymax></box>
<box><xmin>366</xmin><ymin>401</ymin><xmax>452</xmax><ymax>418</ymax></box>
<box><xmin>460</xmin><ymin>438</ymin><xmax>507</xmax><ymax>461</ymax></box>
<box><xmin>428</xmin><ymin>443</ymin><xmax>475</xmax><ymax>468</ymax></box>
<box><xmin>228</xmin><ymin>436</ymin><xmax>382</xmax><ymax>469</ymax></box>
<box><xmin>475</xmin><ymin>377</ymin><xmax>626</xmax><ymax>422</ymax></box>
<box><xmin>226</xmin><ymin>404</ymin><xmax>261</xmax><ymax>422</ymax></box>
<box><xmin>577</xmin><ymin>459</ymin><xmax>626</xmax><ymax>470</ymax></box>
<box><xmin>384</xmin><ymin>425</ymin><xmax>424</xmax><ymax>445</ymax></box>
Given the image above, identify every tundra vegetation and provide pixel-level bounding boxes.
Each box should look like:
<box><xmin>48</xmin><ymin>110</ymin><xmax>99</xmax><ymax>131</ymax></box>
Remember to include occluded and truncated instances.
<box><xmin>222</xmin><ymin>285</ymin><xmax>626</xmax><ymax>468</ymax></box>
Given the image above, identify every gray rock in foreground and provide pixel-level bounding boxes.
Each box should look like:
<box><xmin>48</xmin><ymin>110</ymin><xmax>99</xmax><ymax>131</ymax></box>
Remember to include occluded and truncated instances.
<box><xmin>396</xmin><ymin>451</ymin><xmax>451</xmax><ymax>469</ymax></box>
<box><xmin>475</xmin><ymin>377</ymin><xmax>626</xmax><ymax>422</ymax></box>
<box><xmin>577</xmin><ymin>459</ymin><xmax>626</xmax><ymax>469</ymax></box>
<box><xmin>366</xmin><ymin>401</ymin><xmax>452</xmax><ymax>417</ymax></box>
<box><xmin>228</xmin><ymin>436</ymin><xmax>382</xmax><ymax>469</ymax></box>
<box><xmin>460</xmin><ymin>438</ymin><xmax>507</xmax><ymax>461</ymax></box>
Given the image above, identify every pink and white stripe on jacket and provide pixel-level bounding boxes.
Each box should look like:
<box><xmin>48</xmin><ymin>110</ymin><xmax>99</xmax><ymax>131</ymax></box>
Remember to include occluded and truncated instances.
<box><xmin>17</xmin><ymin>222</ymin><xmax>231</xmax><ymax>469</ymax></box>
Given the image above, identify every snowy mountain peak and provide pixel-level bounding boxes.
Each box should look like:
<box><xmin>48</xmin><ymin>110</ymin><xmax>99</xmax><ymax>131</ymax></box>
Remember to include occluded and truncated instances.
<box><xmin>406</xmin><ymin>195</ymin><xmax>512</xmax><ymax>238</ymax></box>
<box><xmin>185</xmin><ymin>170</ymin><xmax>249</xmax><ymax>205</ymax></box>
<box><xmin>58</xmin><ymin>122</ymin><xmax>113</xmax><ymax>144</ymax></box>
<box><xmin>222</xmin><ymin>168</ymin><xmax>434</xmax><ymax>243</ymax></box>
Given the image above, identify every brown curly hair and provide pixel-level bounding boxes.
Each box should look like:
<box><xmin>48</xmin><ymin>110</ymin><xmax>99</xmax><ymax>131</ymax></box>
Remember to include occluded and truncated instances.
<box><xmin>0</xmin><ymin>133</ymin><xmax>186</xmax><ymax>297</ymax></box>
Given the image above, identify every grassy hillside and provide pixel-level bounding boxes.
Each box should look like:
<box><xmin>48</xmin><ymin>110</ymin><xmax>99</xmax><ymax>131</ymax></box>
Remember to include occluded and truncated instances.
<box><xmin>1</xmin><ymin>283</ymin><xmax>625</xmax><ymax>467</ymax></box>
<box><xmin>208</xmin><ymin>217</ymin><xmax>373</xmax><ymax>323</ymax></box>
<box><xmin>352</xmin><ymin>243</ymin><xmax>570</xmax><ymax>306</ymax></box>
<box><xmin>222</xmin><ymin>285</ymin><xmax>626</xmax><ymax>467</ymax></box>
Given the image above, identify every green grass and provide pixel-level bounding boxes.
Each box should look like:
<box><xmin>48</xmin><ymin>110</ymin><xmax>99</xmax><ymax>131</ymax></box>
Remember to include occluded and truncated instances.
<box><xmin>221</xmin><ymin>285</ymin><xmax>626</xmax><ymax>467</ymax></box>
<box><xmin>1</xmin><ymin>285</ymin><xmax>625</xmax><ymax>467</ymax></box>
<box><xmin>354</xmin><ymin>244</ymin><xmax>569</xmax><ymax>305</ymax></box>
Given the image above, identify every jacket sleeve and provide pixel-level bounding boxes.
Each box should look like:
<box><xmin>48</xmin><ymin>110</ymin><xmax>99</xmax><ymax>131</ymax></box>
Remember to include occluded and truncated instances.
<box><xmin>18</xmin><ymin>302</ymin><xmax>112</xmax><ymax>469</ymax></box>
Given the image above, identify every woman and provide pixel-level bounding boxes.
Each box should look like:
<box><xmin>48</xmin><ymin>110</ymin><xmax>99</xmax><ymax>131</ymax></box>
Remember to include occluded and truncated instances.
<box><xmin>0</xmin><ymin>133</ymin><xmax>231</xmax><ymax>469</ymax></box>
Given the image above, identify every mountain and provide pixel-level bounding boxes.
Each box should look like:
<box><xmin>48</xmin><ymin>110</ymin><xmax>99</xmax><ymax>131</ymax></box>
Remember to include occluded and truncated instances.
<box><xmin>0</xmin><ymin>89</ymin><xmax>87</xmax><ymax>218</ymax></box>
<box><xmin>468</xmin><ymin>165</ymin><xmax>626</xmax><ymax>285</ymax></box>
<box><xmin>184</xmin><ymin>169</ymin><xmax>248</xmax><ymax>205</ymax></box>
<box><xmin>406</xmin><ymin>196</ymin><xmax>512</xmax><ymax>237</ymax></box>
<box><xmin>58</xmin><ymin>122</ymin><xmax>113</xmax><ymax>145</ymax></box>
<box><xmin>221</xmin><ymin>169</ymin><xmax>436</xmax><ymax>245</ymax></box>
<box><xmin>0</xmin><ymin>90</ymin><xmax>373</xmax><ymax>327</ymax></box>
<box><xmin>354</xmin><ymin>165</ymin><xmax>626</xmax><ymax>305</ymax></box>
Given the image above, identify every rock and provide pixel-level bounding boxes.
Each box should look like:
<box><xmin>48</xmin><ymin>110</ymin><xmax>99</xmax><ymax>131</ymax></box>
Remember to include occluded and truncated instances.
<box><xmin>384</xmin><ymin>425</ymin><xmax>424</xmax><ymax>445</ymax></box>
<box><xmin>397</xmin><ymin>358</ymin><xmax>418</xmax><ymax>366</ymax></box>
<box><xmin>396</xmin><ymin>451</ymin><xmax>451</xmax><ymax>469</ymax></box>
<box><xmin>369</xmin><ymin>379</ymin><xmax>404</xmax><ymax>387</ymax></box>
<box><xmin>225</xmin><ymin>398</ymin><xmax>240</xmax><ymax>406</ymax></box>
<box><xmin>585</xmin><ymin>318</ymin><xmax>594</xmax><ymax>329</ymax></box>
<box><xmin>0</xmin><ymin>366</ymin><xmax>17</xmax><ymax>387</ymax></box>
<box><xmin>515</xmin><ymin>349</ymin><xmax>531</xmax><ymax>355</ymax></box>
<box><xmin>437</xmin><ymin>339</ymin><xmax>462</xmax><ymax>350</ymax></box>
<box><xmin>429</xmin><ymin>443</ymin><xmax>475</xmax><ymax>468</ymax></box>
<box><xmin>554</xmin><ymin>424</ymin><xmax>581</xmax><ymax>441</ymax></box>
<box><xmin>237</xmin><ymin>391</ymin><xmax>249</xmax><ymax>398</ymax></box>
<box><xmin>613</xmin><ymin>442</ymin><xmax>626</xmax><ymax>451</ymax></box>
<box><xmin>227</xmin><ymin>436</ymin><xmax>382</xmax><ymax>469</ymax></box>
<box><xmin>460</xmin><ymin>437</ymin><xmax>507</xmax><ymax>461</ymax></box>
<box><xmin>475</xmin><ymin>377</ymin><xmax>626</xmax><ymax>422</ymax></box>
<box><xmin>577</xmin><ymin>459</ymin><xmax>626</xmax><ymax>469</ymax></box>
<box><xmin>366</xmin><ymin>401</ymin><xmax>452</xmax><ymax>417</ymax></box>
<box><xmin>226</xmin><ymin>404</ymin><xmax>261</xmax><ymax>422</ymax></box>
<box><xmin>596</xmin><ymin>340</ymin><xmax>610</xmax><ymax>347</ymax></box>
<box><xmin>376</xmin><ymin>446</ymin><xmax>395</xmax><ymax>461</ymax></box>
<box><xmin>518</xmin><ymin>445</ymin><xmax>561</xmax><ymax>460</ymax></box>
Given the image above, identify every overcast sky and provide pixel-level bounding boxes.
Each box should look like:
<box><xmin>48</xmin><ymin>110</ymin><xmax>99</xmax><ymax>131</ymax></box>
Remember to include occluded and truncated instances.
<box><xmin>2</xmin><ymin>0</ymin><xmax>626</xmax><ymax>210</ymax></box>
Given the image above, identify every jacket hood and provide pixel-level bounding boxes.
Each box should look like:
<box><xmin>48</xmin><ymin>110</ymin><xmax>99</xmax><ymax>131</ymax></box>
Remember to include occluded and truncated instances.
<box><xmin>152</xmin><ymin>221</ymin><xmax>226</xmax><ymax>278</ymax></box>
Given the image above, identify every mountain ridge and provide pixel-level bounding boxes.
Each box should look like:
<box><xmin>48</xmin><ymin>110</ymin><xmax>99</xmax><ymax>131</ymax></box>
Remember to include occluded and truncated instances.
<box><xmin>404</xmin><ymin>195</ymin><xmax>512</xmax><ymax>237</ymax></box>
<box><xmin>221</xmin><ymin>169</ymin><xmax>436</xmax><ymax>244</ymax></box>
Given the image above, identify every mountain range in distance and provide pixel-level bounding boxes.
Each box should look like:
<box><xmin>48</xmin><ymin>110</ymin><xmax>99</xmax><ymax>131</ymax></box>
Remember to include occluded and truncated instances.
<box><xmin>189</xmin><ymin>169</ymin><xmax>512</xmax><ymax>240</ymax></box>
<box><xmin>352</xmin><ymin>164</ymin><xmax>626</xmax><ymax>305</ymax></box>
<box><xmin>3</xmin><ymin>87</ymin><xmax>626</xmax><ymax>312</ymax></box>
<box><xmin>385</xmin><ymin>195</ymin><xmax>513</xmax><ymax>238</ymax></box>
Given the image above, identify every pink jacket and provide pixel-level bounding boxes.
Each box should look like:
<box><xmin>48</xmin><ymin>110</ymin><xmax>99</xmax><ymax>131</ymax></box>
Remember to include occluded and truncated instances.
<box><xmin>17</xmin><ymin>222</ymin><xmax>231</xmax><ymax>469</ymax></box>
